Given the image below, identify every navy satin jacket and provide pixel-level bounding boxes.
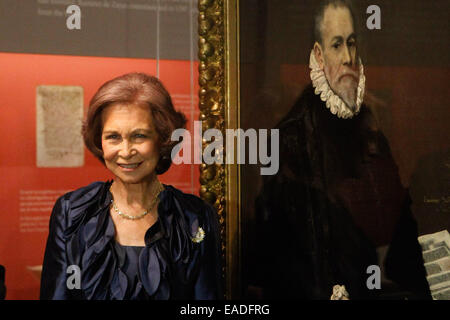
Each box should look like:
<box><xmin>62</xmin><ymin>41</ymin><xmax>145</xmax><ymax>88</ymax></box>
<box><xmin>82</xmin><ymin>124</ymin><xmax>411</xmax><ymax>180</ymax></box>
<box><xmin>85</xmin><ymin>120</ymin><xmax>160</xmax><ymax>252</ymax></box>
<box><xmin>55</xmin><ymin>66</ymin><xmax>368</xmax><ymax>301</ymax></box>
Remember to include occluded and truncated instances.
<box><xmin>40</xmin><ymin>181</ymin><xmax>223</xmax><ymax>300</ymax></box>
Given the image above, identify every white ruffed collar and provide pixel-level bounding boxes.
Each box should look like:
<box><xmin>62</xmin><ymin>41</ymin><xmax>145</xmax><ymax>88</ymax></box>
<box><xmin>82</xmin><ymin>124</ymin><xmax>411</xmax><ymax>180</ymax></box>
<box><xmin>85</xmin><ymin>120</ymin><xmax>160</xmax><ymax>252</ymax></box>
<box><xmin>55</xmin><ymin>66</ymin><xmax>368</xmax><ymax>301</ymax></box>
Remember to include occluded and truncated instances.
<box><xmin>309</xmin><ymin>50</ymin><xmax>365</xmax><ymax>119</ymax></box>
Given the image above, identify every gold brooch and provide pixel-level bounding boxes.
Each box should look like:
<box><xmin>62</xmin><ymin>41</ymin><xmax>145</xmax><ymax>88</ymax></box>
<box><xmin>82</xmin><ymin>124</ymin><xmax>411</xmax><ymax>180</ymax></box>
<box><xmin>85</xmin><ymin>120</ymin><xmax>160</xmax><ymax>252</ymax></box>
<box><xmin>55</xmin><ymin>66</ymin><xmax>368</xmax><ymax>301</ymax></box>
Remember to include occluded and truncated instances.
<box><xmin>191</xmin><ymin>227</ymin><xmax>205</xmax><ymax>243</ymax></box>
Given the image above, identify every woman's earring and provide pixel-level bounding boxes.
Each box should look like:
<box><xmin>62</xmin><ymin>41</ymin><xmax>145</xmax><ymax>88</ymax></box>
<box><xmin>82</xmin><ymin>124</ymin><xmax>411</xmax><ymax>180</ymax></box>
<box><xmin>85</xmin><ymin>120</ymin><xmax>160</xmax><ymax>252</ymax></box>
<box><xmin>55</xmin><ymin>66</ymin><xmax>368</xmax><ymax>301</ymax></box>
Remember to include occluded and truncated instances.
<box><xmin>155</xmin><ymin>155</ymin><xmax>171</xmax><ymax>175</ymax></box>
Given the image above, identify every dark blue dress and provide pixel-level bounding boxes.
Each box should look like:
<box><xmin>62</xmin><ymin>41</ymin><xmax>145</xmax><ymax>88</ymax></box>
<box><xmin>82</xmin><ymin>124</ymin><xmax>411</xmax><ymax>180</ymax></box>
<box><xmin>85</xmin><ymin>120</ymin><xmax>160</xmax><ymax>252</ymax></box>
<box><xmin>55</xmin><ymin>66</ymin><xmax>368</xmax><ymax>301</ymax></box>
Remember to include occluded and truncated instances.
<box><xmin>113</xmin><ymin>243</ymin><xmax>148</xmax><ymax>299</ymax></box>
<box><xmin>40</xmin><ymin>181</ymin><xmax>223</xmax><ymax>300</ymax></box>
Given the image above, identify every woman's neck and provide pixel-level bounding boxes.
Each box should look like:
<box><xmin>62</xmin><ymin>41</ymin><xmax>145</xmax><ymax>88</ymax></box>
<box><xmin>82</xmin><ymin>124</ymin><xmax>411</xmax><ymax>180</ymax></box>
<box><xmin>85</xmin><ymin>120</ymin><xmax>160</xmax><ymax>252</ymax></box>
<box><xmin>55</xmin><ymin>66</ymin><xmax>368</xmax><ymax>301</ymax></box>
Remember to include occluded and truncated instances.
<box><xmin>110</xmin><ymin>174</ymin><xmax>161</xmax><ymax>208</ymax></box>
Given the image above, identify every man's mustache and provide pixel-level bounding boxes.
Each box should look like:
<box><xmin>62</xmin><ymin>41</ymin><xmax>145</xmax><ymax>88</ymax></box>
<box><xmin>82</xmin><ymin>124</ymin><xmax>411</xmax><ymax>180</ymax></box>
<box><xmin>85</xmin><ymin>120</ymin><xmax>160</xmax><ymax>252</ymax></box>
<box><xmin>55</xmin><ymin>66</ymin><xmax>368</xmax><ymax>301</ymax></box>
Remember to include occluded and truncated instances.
<box><xmin>338</xmin><ymin>68</ymin><xmax>359</xmax><ymax>82</ymax></box>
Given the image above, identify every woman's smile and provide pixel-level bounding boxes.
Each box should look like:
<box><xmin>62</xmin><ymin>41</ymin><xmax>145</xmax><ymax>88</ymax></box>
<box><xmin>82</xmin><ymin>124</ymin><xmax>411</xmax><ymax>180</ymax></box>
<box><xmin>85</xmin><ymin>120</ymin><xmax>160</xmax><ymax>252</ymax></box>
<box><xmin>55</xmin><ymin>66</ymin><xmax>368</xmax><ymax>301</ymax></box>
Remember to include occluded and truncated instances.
<box><xmin>117</xmin><ymin>162</ymin><xmax>143</xmax><ymax>171</ymax></box>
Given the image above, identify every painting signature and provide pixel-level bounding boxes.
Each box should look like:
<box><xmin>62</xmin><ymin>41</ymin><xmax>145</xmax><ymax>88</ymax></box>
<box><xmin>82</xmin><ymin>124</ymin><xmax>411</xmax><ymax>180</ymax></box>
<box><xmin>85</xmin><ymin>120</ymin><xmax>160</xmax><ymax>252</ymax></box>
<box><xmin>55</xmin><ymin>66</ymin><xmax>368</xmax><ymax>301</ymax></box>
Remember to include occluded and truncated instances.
<box><xmin>423</xmin><ymin>196</ymin><xmax>450</xmax><ymax>213</ymax></box>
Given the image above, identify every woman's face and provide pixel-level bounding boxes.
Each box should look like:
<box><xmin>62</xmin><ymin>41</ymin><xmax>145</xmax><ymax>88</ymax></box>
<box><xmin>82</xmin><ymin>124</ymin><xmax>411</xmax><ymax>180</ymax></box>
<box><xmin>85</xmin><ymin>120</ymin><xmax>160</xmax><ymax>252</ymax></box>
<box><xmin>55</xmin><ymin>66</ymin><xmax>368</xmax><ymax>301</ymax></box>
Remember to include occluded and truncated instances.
<box><xmin>101</xmin><ymin>103</ymin><xmax>160</xmax><ymax>184</ymax></box>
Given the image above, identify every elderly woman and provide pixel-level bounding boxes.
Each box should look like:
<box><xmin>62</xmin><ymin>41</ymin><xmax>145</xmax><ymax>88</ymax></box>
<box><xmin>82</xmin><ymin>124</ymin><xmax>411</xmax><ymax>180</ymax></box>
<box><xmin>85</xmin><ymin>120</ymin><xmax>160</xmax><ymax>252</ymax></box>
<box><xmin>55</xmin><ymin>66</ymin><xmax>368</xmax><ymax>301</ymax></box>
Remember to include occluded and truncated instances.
<box><xmin>40</xmin><ymin>73</ymin><xmax>222</xmax><ymax>300</ymax></box>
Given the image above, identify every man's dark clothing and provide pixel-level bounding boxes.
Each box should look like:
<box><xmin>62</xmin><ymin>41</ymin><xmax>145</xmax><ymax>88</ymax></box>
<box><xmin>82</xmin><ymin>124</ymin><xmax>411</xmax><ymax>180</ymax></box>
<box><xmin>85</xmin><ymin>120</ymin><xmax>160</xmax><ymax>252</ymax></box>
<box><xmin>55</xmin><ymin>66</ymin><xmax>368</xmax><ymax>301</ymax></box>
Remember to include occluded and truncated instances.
<box><xmin>252</xmin><ymin>84</ymin><xmax>431</xmax><ymax>299</ymax></box>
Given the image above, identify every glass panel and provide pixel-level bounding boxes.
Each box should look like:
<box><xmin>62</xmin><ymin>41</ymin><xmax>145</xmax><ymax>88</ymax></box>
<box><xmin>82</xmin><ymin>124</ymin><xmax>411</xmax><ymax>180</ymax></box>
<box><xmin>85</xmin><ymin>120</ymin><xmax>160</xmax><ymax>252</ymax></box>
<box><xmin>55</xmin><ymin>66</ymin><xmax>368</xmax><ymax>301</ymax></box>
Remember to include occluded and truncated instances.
<box><xmin>0</xmin><ymin>0</ymin><xmax>199</xmax><ymax>299</ymax></box>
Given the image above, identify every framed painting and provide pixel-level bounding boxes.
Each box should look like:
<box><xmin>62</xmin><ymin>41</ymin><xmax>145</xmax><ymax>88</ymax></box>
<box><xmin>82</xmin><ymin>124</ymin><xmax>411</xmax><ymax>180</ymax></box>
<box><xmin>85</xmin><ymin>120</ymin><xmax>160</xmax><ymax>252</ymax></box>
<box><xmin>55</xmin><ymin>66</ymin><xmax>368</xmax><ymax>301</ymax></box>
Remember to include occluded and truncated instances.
<box><xmin>200</xmin><ymin>0</ymin><xmax>449</xmax><ymax>299</ymax></box>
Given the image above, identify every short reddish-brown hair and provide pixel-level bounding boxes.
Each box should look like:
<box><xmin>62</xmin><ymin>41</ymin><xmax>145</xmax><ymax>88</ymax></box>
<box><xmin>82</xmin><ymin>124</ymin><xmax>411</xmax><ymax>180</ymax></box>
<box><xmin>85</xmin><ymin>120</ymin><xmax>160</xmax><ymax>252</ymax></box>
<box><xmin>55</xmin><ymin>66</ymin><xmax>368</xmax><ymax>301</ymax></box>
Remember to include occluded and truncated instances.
<box><xmin>82</xmin><ymin>72</ymin><xmax>186</xmax><ymax>174</ymax></box>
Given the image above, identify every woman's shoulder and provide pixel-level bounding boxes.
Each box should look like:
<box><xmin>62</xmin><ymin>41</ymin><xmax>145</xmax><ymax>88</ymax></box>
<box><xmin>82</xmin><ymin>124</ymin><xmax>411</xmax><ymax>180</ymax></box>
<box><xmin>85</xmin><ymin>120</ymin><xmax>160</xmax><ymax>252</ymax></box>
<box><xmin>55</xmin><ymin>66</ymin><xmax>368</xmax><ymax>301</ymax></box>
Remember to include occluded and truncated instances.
<box><xmin>51</xmin><ymin>181</ymin><xmax>111</xmax><ymax>230</ymax></box>
<box><xmin>61</xmin><ymin>181</ymin><xmax>109</xmax><ymax>202</ymax></box>
<box><xmin>163</xmin><ymin>185</ymin><xmax>217</xmax><ymax>223</ymax></box>
<box><xmin>165</xmin><ymin>185</ymin><xmax>213</xmax><ymax>208</ymax></box>
<box><xmin>60</xmin><ymin>181</ymin><xmax>109</xmax><ymax>204</ymax></box>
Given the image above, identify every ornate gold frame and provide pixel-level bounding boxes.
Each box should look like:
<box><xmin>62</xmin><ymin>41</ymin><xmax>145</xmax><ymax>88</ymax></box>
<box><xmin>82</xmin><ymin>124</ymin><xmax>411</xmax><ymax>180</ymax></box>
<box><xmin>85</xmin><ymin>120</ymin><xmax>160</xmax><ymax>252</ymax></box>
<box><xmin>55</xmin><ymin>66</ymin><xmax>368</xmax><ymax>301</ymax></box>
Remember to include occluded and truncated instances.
<box><xmin>198</xmin><ymin>0</ymin><xmax>241</xmax><ymax>299</ymax></box>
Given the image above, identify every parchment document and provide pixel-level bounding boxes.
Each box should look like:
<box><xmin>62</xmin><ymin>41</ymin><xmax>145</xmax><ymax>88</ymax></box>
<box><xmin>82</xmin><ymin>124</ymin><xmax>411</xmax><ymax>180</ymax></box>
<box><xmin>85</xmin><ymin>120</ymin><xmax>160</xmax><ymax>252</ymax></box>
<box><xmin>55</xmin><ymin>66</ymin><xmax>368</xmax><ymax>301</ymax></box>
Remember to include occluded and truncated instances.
<box><xmin>36</xmin><ymin>85</ymin><xmax>84</xmax><ymax>167</ymax></box>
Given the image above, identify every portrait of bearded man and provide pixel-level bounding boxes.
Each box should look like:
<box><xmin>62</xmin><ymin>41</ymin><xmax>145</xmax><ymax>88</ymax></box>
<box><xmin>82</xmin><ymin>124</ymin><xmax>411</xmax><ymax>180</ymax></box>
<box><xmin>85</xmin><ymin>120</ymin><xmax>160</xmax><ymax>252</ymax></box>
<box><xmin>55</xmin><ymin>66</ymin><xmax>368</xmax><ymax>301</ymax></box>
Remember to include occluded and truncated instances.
<box><xmin>251</xmin><ymin>0</ymin><xmax>431</xmax><ymax>299</ymax></box>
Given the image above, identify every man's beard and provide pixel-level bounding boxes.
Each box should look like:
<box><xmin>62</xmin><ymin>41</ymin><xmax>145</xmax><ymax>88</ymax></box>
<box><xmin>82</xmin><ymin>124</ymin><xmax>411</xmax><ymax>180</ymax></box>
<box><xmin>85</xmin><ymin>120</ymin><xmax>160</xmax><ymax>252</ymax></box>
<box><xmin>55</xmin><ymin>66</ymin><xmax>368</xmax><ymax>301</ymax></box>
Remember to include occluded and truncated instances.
<box><xmin>326</xmin><ymin>68</ymin><xmax>360</xmax><ymax>112</ymax></box>
<box><xmin>309</xmin><ymin>50</ymin><xmax>366</xmax><ymax>119</ymax></box>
